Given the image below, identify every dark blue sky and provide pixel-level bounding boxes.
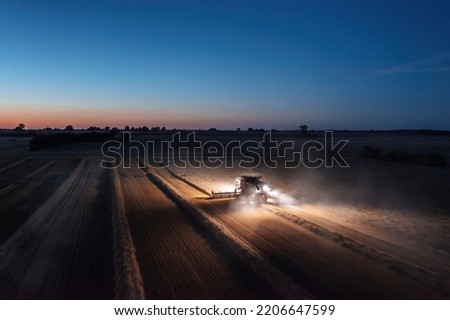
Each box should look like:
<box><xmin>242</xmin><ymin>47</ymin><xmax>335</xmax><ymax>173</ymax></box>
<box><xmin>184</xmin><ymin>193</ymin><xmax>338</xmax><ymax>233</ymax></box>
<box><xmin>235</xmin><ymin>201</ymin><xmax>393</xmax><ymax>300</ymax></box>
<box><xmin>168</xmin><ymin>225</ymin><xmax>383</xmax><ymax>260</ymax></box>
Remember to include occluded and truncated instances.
<box><xmin>1</xmin><ymin>0</ymin><xmax>450</xmax><ymax>129</ymax></box>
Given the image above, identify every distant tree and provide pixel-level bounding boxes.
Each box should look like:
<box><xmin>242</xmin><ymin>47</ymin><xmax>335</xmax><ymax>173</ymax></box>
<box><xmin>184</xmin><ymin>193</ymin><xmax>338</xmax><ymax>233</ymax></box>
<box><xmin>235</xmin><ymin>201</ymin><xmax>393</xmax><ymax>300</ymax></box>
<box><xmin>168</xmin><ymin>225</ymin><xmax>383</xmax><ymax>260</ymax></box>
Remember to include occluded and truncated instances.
<box><xmin>236</xmin><ymin>128</ymin><xmax>241</xmax><ymax>132</ymax></box>
<box><xmin>15</xmin><ymin>123</ymin><xmax>25</xmax><ymax>131</ymax></box>
<box><xmin>271</xmin><ymin>129</ymin><xmax>277</xmax><ymax>132</ymax></box>
<box><xmin>124</xmin><ymin>125</ymin><xmax>130</xmax><ymax>131</ymax></box>
<box><xmin>300</xmin><ymin>125</ymin><xmax>308</xmax><ymax>134</ymax></box>
<box><xmin>247</xmin><ymin>127</ymin><xmax>254</xmax><ymax>132</ymax></box>
<box><xmin>208</xmin><ymin>127</ymin><xmax>217</xmax><ymax>131</ymax></box>
<box><xmin>105</xmin><ymin>126</ymin><xmax>110</xmax><ymax>131</ymax></box>
<box><xmin>64</xmin><ymin>125</ymin><xmax>74</xmax><ymax>131</ymax></box>
<box><xmin>142</xmin><ymin>126</ymin><xmax>149</xmax><ymax>131</ymax></box>
<box><xmin>151</xmin><ymin>126</ymin><xmax>160</xmax><ymax>131</ymax></box>
<box><xmin>161</xmin><ymin>126</ymin><xmax>166</xmax><ymax>131</ymax></box>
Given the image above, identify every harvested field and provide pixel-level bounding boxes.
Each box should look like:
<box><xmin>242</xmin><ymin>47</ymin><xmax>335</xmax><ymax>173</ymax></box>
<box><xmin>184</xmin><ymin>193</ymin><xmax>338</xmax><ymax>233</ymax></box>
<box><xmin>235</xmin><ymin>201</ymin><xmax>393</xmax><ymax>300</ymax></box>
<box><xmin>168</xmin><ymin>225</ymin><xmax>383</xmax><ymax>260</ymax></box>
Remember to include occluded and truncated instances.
<box><xmin>0</xmin><ymin>132</ymin><xmax>449</xmax><ymax>299</ymax></box>
<box><xmin>0</xmin><ymin>159</ymin><xmax>114</xmax><ymax>299</ymax></box>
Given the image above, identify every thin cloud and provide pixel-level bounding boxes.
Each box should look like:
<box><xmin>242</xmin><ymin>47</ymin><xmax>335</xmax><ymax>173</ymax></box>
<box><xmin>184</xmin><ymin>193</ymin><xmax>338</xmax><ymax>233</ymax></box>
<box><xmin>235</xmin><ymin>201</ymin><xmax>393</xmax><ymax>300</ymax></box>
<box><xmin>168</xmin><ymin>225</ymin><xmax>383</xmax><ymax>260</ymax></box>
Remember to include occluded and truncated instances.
<box><xmin>375</xmin><ymin>52</ymin><xmax>450</xmax><ymax>75</ymax></box>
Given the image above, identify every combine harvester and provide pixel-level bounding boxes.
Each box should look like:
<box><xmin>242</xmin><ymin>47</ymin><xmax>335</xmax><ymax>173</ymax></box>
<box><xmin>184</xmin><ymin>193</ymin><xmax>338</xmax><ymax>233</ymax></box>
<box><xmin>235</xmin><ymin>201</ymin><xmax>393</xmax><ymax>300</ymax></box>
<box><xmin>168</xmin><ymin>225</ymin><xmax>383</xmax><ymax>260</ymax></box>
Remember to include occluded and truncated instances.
<box><xmin>210</xmin><ymin>175</ymin><xmax>277</xmax><ymax>205</ymax></box>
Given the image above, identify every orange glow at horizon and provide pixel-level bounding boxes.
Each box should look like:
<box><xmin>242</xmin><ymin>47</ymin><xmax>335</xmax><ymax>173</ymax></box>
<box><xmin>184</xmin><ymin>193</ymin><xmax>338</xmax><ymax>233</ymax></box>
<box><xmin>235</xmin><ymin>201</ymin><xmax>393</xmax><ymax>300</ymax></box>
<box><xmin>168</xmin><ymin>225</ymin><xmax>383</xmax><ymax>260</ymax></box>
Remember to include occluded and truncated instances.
<box><xmin>0</xmin><ymin>104</ymin><xmax>256</xmax><ymax>130</ymax></box>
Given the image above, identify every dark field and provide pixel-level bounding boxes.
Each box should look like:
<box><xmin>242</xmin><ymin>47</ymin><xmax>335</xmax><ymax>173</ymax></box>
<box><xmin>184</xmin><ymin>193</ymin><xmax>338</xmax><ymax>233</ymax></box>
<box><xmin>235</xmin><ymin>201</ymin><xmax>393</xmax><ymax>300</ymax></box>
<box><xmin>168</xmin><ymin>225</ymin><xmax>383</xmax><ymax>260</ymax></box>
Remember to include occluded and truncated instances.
<box><xmin>0</xmin><ymin>131</ymin><xmax>449</xmax><ymax>299</ymax></box>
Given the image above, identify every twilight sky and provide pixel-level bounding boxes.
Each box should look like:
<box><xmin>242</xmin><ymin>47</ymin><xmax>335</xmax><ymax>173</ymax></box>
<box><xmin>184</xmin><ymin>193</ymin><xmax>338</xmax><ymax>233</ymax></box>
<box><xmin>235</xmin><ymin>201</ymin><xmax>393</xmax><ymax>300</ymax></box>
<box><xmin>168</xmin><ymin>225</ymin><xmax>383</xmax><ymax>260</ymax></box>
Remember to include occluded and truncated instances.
<box><xmin>1</xmin><ymin>0</ymin><xmax>450</xmax><ymax>130</ymax></box>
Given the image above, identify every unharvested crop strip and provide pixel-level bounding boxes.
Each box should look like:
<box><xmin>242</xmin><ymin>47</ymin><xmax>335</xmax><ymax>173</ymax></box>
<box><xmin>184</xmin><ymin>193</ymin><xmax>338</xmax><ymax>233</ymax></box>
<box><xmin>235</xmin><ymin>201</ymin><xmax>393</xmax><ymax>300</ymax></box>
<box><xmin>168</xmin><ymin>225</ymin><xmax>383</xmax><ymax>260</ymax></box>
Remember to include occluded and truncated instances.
<box><xmin>111</xmin><ymin>168</ymin><xmax>145</xmax><ymax>299</ymax></box>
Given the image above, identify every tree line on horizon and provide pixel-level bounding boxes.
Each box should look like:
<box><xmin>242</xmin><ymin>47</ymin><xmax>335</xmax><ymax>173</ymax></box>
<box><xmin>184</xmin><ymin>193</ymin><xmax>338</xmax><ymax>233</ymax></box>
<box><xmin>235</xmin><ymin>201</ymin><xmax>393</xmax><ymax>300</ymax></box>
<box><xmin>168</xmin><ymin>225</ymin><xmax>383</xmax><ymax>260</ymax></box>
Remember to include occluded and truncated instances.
<box><xmin>7</xmin><ymin>123</ymin><xmax>168</xmax><ymax>132</ymax></box>
<box><xmin>6</xmin><ymin>123</ymin><xmax>311</xmax><ymax>133</ymax></box>
<box><xmin>3</xmin><ymin>123</ymin><xmax>450</xmax><ymax>134</ymax></box>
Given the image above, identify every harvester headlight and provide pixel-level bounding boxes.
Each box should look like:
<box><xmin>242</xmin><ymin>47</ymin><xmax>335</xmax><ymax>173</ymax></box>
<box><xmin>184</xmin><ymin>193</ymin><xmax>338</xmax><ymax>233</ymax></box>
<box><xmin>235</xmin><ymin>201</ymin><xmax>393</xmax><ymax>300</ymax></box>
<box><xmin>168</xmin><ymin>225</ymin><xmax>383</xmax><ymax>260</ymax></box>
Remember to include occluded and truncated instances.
<box><xmin>262</xmin><ymin>185</ymin><xmax>270</xmax><ymax>192</ymax></box>
<box><xmin>269</xmin><ymin>190</ymin><xmax>279</xmax><ymax>197</ymax></box>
